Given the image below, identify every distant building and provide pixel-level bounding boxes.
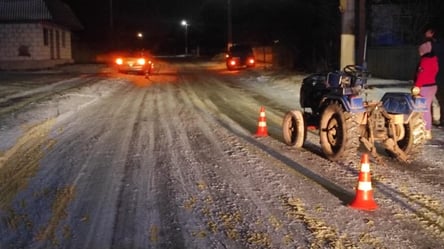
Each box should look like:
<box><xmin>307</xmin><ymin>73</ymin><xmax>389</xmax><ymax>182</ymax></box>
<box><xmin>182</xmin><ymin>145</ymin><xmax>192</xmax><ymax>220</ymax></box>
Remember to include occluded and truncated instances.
<box><xmin>0</xmin><ymin>0</ymin><xmax>83</xmax><ymax>70</ymax></box>
<box><xmin>367</xmin><ymin>1</ymin><xmax>431</xmax><ymax>79</ymax></box>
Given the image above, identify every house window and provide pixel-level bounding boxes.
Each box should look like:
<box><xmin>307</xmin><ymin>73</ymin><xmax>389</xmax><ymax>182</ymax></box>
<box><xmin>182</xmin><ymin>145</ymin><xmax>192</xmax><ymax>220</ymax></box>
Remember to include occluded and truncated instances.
<box><xmin>18</xmin><ymin>45</ymin><xmax>31</xmax><ymax>56</ymax></box>
<box><xmin>43</xmin><ymin>28</ymin><xmax>49</xmax><ymax>46</ymax></box>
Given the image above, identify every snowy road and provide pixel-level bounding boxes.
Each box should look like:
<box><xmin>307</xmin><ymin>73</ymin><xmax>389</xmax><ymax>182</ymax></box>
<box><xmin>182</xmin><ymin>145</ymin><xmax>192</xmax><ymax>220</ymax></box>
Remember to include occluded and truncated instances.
<box><xmin>1</xmin><ymin>60</ymin><xmax>444</xmax><ymax>249</ymax></box>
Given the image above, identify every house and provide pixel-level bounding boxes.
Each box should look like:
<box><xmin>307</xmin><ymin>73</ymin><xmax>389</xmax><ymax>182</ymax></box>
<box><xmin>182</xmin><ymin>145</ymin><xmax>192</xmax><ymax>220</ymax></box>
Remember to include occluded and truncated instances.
<box><xmin>0</xmin><ymin>0</ymin><xmax>83</xmax><ymax>70</ymax></box>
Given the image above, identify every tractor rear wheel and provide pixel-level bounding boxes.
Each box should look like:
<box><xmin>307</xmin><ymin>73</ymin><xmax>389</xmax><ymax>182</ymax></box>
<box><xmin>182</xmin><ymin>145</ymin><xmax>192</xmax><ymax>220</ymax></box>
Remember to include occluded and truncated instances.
<box><xmin>282</xmin><ymin>110</ymin><xmax>306</xmax><ymax>148</ymax></box>
<box><xmin>389</xmin><ymin>112</ymin><xmax>426</xmax><ymax>161</ymax></box>
<box><xmin>319</xmin><ymin>102</ymin><xmax>360</xmax><ymax>162</ymax></box>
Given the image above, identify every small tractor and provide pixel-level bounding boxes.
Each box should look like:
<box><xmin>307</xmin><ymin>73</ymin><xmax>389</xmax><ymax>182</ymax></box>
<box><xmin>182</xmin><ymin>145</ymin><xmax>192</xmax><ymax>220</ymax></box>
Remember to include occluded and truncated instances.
<box><xmin>282</xmin><ymin>65</ymin><xmax>427</xmax><ymax>163</ymax></box>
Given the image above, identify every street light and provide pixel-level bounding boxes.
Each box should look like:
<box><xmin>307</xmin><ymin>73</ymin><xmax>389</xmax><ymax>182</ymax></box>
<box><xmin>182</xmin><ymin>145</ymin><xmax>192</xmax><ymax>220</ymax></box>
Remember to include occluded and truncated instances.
<box><xmin>227</xmin><ymin>0</ymin><xmax>232</xmax><ymax>51</ymax></box>
<box><xmin>181</xmin><ymin>20</ymin><xmax>189</xmax><ymax>55</ymax></box>
<box><xmin>109</xmin><ymin>0</ymin><xmax>114</xmax><ymax>48</ymax></box>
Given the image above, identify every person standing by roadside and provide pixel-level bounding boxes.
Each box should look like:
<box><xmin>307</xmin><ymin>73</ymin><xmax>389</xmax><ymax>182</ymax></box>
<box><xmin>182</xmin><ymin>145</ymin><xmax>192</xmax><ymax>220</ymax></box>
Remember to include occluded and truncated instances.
<box><xmin>432</xmin><ymin>29</ymin><xmax>444</xmax><ymax>126</ymax></box>
<box><xmin>415</xmin><ymin>43</ymin><xmax>438</xmax><ymax>139</ymax></box>
<box><xmin>419</xmin><ymin>26</ymin><xmax>443</xmax><ymax>126</ymax></box>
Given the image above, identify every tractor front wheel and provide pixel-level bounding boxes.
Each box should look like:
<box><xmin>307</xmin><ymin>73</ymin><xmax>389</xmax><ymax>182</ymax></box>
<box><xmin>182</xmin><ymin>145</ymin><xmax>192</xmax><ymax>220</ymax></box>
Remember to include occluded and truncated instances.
<box><xmin>319</xmin><ymin>102</ymin><xmax>360</xmax><ymax>162</ymax></box>
<box><xmin>282</xmin><ymin>110</ymin><xmax>306</xmax><ymax>148</ymax></box>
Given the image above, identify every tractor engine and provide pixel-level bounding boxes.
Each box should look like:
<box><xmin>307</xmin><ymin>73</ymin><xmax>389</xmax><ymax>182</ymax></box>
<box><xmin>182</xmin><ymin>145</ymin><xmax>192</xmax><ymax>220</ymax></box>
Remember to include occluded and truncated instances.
<box><xmin>369</xmin><ymin>107</ymin><xmax>388</xmax><ymax>140</ymax></box>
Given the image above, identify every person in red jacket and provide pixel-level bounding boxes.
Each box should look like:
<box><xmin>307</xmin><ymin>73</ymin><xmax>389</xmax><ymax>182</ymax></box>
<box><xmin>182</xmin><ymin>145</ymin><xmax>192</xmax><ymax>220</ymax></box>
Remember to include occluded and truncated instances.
<box><xmin>414</xmin><ymin>44</ymin><xmax>438</xmax><ymax>139</ymax></box>
<box><xmin>419</xmin><ymin>27</ymin><xmax>442</xmax><ymax>126</ymax></box>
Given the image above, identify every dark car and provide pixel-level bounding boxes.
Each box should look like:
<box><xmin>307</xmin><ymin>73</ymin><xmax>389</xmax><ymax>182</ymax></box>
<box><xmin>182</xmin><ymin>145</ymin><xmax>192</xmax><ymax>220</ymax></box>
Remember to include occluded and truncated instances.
<box><xmin>225</xmin><ymin>44</ymin><xmax>255</xmax><ymax>70</ymax></box>
<box><xmin>114</xmin><ymin>50</ymin><xmax>154</xmax><ymax>75</ymax></box>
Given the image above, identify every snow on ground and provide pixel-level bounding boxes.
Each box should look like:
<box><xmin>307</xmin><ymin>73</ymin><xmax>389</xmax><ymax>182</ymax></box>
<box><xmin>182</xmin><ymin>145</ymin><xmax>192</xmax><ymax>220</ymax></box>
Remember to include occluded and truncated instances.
<box><xmin>0</xmin><ymin>64</ymin><xmax>127</xmax><ymax>151</ymax></box>
<box><xmin>0</xmin><ymin>62</ymin><xmax>413</xmax><ymax>147</ymax></box>
<box><xmin>1</xmin><ymin>62</ymin><xmax>444</xmax><ymax>248</ymax></box>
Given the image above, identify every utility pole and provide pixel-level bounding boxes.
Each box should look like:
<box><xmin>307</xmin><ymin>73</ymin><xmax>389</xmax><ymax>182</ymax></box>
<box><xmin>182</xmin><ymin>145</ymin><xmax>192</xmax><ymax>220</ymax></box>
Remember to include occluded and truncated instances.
<box><xmin>340</xmin><ymin>0</ymin><xmax>355</xmax><ymax>69</ymax></box>
<box><xmin>109</xmin><ymin>0</ymin><xmax>114</xmax><ymax>48</ymax></box>
<box><xmin>181</xmin><ymin>20</ymin><xmax>189</xmax><ymax>55</ymax></box>
<box><xmin>357</xmin><ymin>0</ymin><xmax>367</xmax><ymax>68</ymax></box>
<box><xmin>109</xmin><ymin>0</ymin><xmax>113</xmax><ymax>31</ymax></box>
<box><xmin>227</xmin><ymin>0</ymin><xmax>232</xmax><ymax>51</ymax></box>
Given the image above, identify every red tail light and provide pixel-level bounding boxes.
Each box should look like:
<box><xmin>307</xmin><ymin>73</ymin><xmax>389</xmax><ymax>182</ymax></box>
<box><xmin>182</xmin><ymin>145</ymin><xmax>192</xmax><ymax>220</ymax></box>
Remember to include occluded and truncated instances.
<box><xmin>137</xmin><ymin>58</ymin><xmax>146</xmax><ymax>65</ymax></box>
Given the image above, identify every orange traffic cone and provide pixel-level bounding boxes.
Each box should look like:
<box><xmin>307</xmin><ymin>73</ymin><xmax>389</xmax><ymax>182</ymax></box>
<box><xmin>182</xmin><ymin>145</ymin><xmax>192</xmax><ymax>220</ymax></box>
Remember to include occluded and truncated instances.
<box><xmin>349</xmin><ymin>153</ymin><xmax>378</xmax><ymax>211</ymax></box>
<box><xmin>255</xmin><ymin>106</ymin><xmax>268</xmax><ymax>137</ymax></box>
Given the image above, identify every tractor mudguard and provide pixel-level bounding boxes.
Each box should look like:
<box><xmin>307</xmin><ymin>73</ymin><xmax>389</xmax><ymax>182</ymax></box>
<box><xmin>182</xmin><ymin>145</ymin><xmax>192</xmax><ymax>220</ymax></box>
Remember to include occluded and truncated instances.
<box><xmin>322</xmin><ymin>95</ymin><xmax>365</xmax><ymax>113</ymax></box>
<box><xmin>381</xmin><ymin>92</ymin><xmax>427</xmax><ymax>115</ymax></box>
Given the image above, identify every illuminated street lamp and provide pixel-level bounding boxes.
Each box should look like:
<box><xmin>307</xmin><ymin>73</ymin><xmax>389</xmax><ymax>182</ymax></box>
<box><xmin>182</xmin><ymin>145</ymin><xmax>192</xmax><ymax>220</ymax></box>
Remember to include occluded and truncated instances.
<box><xmin>137</xmin><ymin>32</ymin><xmax>143</xmax><ymax>39</ymax></box>
<box><xmin>181</xmin><ymin>20</ymin><xmax>189</xmax><ymax>55</ymax></box>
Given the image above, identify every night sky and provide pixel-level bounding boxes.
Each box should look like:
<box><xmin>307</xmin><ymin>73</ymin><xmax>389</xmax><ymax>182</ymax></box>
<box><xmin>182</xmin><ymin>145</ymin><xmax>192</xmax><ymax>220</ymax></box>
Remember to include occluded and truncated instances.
<box><xmin>62</xmin><ymin>0</ymin><xmax>341</xmax><ymax>56</ymax></box>
<box><xmin>63</xmin><ymin>0</ymin><xmax>228</xmax><ymax>51</ymax></box>
<box><xmin>62</xmin><ymin>0</ymin><xmax>444</xmax><ymax>70</ymax></box>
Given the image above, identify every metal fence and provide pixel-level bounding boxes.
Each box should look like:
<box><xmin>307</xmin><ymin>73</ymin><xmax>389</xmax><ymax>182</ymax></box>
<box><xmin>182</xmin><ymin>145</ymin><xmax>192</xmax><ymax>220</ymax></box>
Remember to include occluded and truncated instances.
<box><xmin>366</xmin><ymin>46</ymin><xmax>418</xmax><ymax>80</ymax></box>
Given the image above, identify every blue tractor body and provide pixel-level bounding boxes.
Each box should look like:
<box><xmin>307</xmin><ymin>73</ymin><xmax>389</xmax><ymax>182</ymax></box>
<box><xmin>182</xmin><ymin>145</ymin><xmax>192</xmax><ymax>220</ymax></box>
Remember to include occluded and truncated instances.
<box><xmin>294</xmin><ymin>65</ymin><xmax>427</xmax><ymax>162</ymax></box>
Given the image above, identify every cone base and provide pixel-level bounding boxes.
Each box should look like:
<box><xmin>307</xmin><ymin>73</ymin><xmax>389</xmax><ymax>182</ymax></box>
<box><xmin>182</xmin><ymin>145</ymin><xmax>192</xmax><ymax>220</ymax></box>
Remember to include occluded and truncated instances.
<box><xmin>255</xmin><ymin>129</ymin><xmax>268</xmax><ymax>137</ymax></box>
<box><xmin>349</xmin><ymin>202</ymin><xmax>378</xmax><ymax>211</ymax></box>
<box><xmin>349</xmin><ymin>196</ymin><xmax>378</xmax><ymax>211</ymax></box>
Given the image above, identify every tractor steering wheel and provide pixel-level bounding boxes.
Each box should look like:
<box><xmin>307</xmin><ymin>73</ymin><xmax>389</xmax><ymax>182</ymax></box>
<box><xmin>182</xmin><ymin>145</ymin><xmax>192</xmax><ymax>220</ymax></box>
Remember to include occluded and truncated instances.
<box><xmin>343</xmin><ymin>65</ymin><xmax>364</xmax><ymax>76</ymax></box>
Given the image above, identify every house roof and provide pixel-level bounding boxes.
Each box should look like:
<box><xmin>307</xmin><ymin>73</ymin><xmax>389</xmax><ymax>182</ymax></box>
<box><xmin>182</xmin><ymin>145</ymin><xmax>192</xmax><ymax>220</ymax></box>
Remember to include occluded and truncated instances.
<box><xmin>0</xmin><ymin>0</ymin><xmax>83</xmax><ymax>30</ymax></box>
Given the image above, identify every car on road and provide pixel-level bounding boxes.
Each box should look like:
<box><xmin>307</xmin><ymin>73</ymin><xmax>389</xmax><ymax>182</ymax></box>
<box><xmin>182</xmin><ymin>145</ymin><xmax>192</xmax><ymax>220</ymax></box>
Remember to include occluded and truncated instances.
<box><xmin>225</xmin><ymin>44</ymin><xmax>255</xmax><ymax>70</ymax></box>
<box><xmin>114</xmin><ymin>50</ymin><xmax>154</xmax><ymax>75</ymax></box>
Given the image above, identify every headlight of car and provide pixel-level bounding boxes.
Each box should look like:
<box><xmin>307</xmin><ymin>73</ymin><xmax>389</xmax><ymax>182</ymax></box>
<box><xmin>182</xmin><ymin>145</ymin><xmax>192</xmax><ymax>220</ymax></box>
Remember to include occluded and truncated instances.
<box><xmin>115</xmin><ymin>58</ymin><xmax>123</xmax><ymax>65</ymax></box>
